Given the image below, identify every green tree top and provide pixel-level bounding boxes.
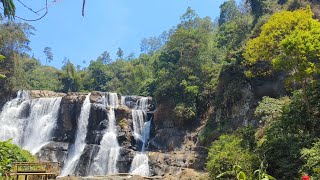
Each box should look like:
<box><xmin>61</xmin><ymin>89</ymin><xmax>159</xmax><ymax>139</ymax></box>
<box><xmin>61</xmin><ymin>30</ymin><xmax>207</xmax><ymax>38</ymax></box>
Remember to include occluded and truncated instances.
<box><xmin>243</xmin><ymin>7</ymin><xmax>320</xmax><ymax>80</ymax></box>
<box><xmin>243</xmin><ymin>6</ymin><xmax>320</xmax><ymax>113</ymax></box>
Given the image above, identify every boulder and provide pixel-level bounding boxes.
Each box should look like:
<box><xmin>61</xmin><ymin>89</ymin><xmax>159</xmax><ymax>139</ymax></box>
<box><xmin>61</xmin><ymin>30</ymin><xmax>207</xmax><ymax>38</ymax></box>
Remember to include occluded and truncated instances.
<box><xmin>36</xmin><ymin>141</ymin><xmax>69</xmax><ymax>167</ymax></box>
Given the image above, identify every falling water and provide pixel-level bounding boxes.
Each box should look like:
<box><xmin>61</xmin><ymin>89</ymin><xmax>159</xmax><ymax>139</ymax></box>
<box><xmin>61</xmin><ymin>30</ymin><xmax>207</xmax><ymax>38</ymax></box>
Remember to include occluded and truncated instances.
<box><xmin>132</xmin><ymin>110</ymin><xmax>146</xmax><ymax>143</ymax></box>
<box><xmin>61</xmin><ymin>93</ymin><xmax>91</xmax><ymax>176</ymax></box>
<box><xmin>0</xmin><ymin>90</ymin><xmax>30</xmax><ymax>145</ymax></box>
<box><xmin>121</xmin><ymin>96</ymin><xmax>126</xmax><ymax>106</ymax></box>
<box><xmin>130</xmin><ymin>153</ymin><xmax>150</xmax><ymax>176</ymax></box>
<box><xmin>22</xmin><ymin>97</ymin><xmax>62</xmax><ymax>154</ymax></box>
<box><xmin>136</xmin><ymin>97</ymin><xmax>148</xmax><ymax>110</ymax></box>
<box><xmin>0</xmin><ymin>90</ymin><xmax>62</xmax><ymax>154</ymax></box>
<box><xmin>130</xmin><ymin>97</ymin><xmax>151</xmax><ymax>176</ymax></box>
<box><xmin>103</xmin><ymin>92</ymin><xmax>119</xmax><ymax>107</ymax></box>
<box><xmin>89</xmin><ymin>93</ymin><xmax>120</xmax><ymax>176</ymax></box>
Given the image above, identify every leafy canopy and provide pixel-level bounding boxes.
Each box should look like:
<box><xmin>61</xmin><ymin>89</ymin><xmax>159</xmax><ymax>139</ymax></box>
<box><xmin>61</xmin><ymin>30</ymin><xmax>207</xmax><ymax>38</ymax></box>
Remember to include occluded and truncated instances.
<box><xmin>243</xmin><ymin>7</ymin><xmax>320</xmax><ymax>86</ymax></box>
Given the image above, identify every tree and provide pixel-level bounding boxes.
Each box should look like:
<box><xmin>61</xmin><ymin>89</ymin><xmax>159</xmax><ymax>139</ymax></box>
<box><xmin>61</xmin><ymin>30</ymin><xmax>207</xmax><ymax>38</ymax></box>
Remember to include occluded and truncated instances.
<box><xmin>116</xmin><ymin>47</ymin><xmax>124</xmax><ymax>59</ymax></box>
<box><xmin>97</xmin><ymin>50</ymin><xmax>112</xmax><ymax>64</ymax></box>
<box><xmin>140</xmin><ymin>37</ymin><xmax>162</xmax><ymax>55</ymax></box>
<box><xmin>0</xmin><ymin>0</ymin><xmax>15</xmax><ymax>19</ymax></box>
<box><xmin>43</xmin><ymin>47</ymin><xmax>53</xmax><ymax>64</ymax></box>
<box><xmin>58</xmin><ymin>59</ymin><xmax>82</xmax><ymax>92</ymax></box>
<box><xmin>0</xmin><ymin>22</ymin><xmax>34</xmax><ymax>94</ymax></box>
<box><xmin>243</xmin><ymin>7</ymin><xmax>320</xmax><ymax>113</ymax></box>
<box><xmin>218</xmin><ymin>0</ymin><xmax>240</xmax><ymax>25</ymax></box>
<box><xmin>178</xmin><ymin>7</ymin><xmax>200</xmax><ymax>29</ymax></box>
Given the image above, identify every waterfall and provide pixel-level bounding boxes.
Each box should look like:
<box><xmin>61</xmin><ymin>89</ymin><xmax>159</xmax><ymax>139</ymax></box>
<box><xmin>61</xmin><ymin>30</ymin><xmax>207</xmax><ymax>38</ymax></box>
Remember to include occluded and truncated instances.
<box><xmin>22</xmin><ymin>97</ymin><xmax>62</xmax><ymax>154</ymax></box>
<box><xmin>136</xmin><ymin>97</ymin><xmax>148</xmax><ymax>110</ymax></box>
<box><xmin>89</xmin><ymin>93</ymin><xmax>120</xmax><ymax>176</ymax></box>
<box><xmin>132</xmin><ymin>110</ymin><xmax>146</xmax><ymax>143</ymax></box>
<box><xmin>103</xmin><ymin>92</ymin><xmax>119</xmax><ymax>107</ymax></box>
<box><xmin>0</xmin><ymin>90</ymin><xmax>62</xmax><ymax>154</ymax></box>
<box><xmin>121</xmin><ymin>96</ymin><xmax>126</xmax><ymax>106</ymax></box>
<box><xmin>61</xmin><ymin>93</ymin><xmax>91</xmax><ymax>176</ymax></box>
<box><xmin>0</xmin><ymin>90</ymin><xmax>30</xmax><ymax>145</ymax></box>
<box><xmin>130</xmin><ymin>97</ymin><xmax>151</xmax><ymax>176</ymax></box>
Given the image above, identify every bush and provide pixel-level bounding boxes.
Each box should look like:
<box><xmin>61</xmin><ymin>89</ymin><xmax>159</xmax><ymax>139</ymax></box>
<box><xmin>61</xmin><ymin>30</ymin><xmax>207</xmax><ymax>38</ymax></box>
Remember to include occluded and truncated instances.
<box><xmin>260</xmin><ymin>83</ymin><xmax>320</xmax><ymax>179</ymax></box>
<box><xmin>300</xmin><ymin>139</ymin><xmax>320</xmax><ymax>179</ymax></box>
<box><xmin>0</xmin><ymin>140</ymin><xmax>36</xmax><ymax>177</ymax></box>
<box><xmin>206</xmin><ymin>134</ymin><xmax>258</xmax><ymax>179</ymax></box>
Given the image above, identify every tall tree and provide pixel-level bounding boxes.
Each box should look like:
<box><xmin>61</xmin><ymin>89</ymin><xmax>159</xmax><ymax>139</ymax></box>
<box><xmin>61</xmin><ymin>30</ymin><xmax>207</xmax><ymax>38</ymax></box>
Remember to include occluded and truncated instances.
<box><xmin>178</xmin><ymin>7</ymin><xmax>200</xmax><ymax>29</ymax></box>
<box><xmin>97</xmin><ymin>50</ymin><xmax>112</xmax><ymax>64</ymax></box>
<box><xmin>58</xmin><ymin>59</ymin><xmax>82</xmax><ymax>92</ymax></box>
<box><xmin>218</xmin><ymin>0</ymin><xmax>240</xmax><ymax>25</ymax></box>
<box><xmin>43</xmin><ymin>47</ymin><xmax>53</xmax><ymax>64</ymax></box>
<box><xmin>116</xmin><ymin>47</ymin><xmax>124</xmax><ymax>59</ymax></box>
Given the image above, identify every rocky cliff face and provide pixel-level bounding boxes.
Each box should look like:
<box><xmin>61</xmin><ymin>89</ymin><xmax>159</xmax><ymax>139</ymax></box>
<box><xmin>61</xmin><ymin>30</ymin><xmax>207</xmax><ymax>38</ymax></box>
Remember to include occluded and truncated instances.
<box><xmin>200</xmin><ymin>64</ymin><xmax>287</xmax><ymax>144</ymax></box>
<box><xmin>150</xmin><ymin>64</ymin><xmax>288</xmax><ymax>175</ymax></box>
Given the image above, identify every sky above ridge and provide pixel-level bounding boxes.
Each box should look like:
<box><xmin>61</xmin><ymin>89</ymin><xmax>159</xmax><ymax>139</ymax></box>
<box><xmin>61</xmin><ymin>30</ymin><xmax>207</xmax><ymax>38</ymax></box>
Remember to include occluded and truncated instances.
<box><xmin>15</xmin><ymin>0</ymin><xmax>227</xmax><ymax>68</ymax></box>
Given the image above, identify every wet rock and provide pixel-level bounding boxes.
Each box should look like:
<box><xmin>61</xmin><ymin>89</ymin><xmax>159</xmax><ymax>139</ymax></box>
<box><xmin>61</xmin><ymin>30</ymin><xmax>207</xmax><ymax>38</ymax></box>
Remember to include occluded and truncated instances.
<box><xmin>36</xmin><ymin>141</ymin><xmax>69</xmax><ymax>167</ymax></box>
<box><xmin>86</xmin><ymin>104</ymin><xmax>108</xmax><ymax>144</ymax></box>
<box><xmin>52</xmin><ymin>93</ymin><xmax>86</xmax><ymax>143</ymax></box>
<box><xmin>117</xmin><ymin>148</ymin><xmax>135</xmax><ymax>173</ymax></box>
<box><xmin>74</xmin><ymin>144</ymin><xmax>100</xmax><ymax>176</ymax></box>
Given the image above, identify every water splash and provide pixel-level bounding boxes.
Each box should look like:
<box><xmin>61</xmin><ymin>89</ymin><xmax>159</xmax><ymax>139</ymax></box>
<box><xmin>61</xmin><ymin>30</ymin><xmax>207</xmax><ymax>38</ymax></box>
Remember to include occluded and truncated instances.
<box><xmin>130</xmin><ymin>153</ymin><xmax>150</xmax><ymax>176</ymax></box>
<box><xmin>61</xmin><ymin>93</ymin><xmax>91</xmax><ymax>176</ymax></box>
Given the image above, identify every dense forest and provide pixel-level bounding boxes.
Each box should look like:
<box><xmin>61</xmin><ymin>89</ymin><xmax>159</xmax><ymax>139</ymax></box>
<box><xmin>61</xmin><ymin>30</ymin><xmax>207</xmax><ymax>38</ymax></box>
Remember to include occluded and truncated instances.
<box><xmin>1</xmin><ymin>0</ymin><xmax>320</xmax><ymax>179</ymax></box>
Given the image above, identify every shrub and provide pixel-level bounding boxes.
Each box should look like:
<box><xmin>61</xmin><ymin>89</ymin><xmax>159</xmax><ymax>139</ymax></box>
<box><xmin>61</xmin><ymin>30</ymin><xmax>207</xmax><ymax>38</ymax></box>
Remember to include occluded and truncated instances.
<box><xmin>300</xmin><ymin>139</ymin><xmax>320</xmax><ymax>179</ymax></box>
<box><xmin>0</xmin><ymin>140</ymin><xmax>36</xmax><ymax>177</ymax></box>
<box><xmin>207</xmin><ymin>134</ymin><xmax>258</xmax><ymax>179</ymax></box>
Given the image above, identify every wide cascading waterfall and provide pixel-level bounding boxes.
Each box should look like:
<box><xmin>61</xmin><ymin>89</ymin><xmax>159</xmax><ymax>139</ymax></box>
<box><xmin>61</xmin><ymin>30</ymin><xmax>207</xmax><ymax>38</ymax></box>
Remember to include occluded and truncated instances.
<box><xmin>22</xmin><ymin>97</ymin><xmax>62</xmax><ymax>154</ymax></box>
<box><xmin>61</xmin><ymin>93</ymin><xmax>91</xmax><ymax>176</ymax></box>
<box><xmin>0</xmin><ymin>90</ymin><xmax>62</xmax><ymax>154</ymax></box>
<box><xmin>130</xmin><ymin>97</ymin><xmax>151</xmax><ymax>176</ymax></box>
<box><xmin>89</xmin><ymin>93</ymin><xmax>120</xmax><ymax>176</ymax></box>
<box><xmin>0</xmin><ymin>90</ymin><xmax>30</xmax><ymax>145</ymax></box>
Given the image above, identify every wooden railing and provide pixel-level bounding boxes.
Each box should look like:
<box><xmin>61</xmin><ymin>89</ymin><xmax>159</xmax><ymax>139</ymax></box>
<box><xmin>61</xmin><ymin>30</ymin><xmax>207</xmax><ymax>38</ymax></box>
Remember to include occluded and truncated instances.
<box><xmin>6</xmin><ymin>162</ymin><xmax>60</xmax><ymax>180</ymax></box>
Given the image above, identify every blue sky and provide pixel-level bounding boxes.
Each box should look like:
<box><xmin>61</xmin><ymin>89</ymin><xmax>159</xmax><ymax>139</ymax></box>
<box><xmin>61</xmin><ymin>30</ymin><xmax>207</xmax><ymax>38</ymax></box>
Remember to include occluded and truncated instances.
<box><xmin>15</xmin><ymin>0</ymin><xmax>226</xmax><ymax>68</ymax></box>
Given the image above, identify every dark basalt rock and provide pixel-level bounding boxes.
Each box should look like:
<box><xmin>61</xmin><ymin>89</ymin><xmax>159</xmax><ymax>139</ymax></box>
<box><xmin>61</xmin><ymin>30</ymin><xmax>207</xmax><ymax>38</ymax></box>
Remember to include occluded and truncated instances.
<box><xmin>52</xmin><ymin>93</ymin><xmax>86</xmax><ymax>143</ymax></box>
<box><xmin>117</xmin><ymin>148</ymin><xmax>135</xmax><ymax>173</ymax></box>
<box><xmin>74</xmin><ymin>144</ymin><xmax>100</xmax><ymax>176</ymax></box>
<box><xmin>36</xmin><ymin>141</ymin><xmax>69</xmax><ymax>167</ymax></box>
